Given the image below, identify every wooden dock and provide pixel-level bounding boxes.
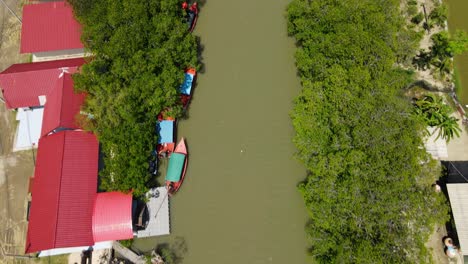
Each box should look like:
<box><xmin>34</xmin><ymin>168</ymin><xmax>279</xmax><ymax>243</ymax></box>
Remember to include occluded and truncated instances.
<box><xmin>136</xmin><ymin>187</ymin><xmax>170</xmax><ymax>238</ymax></box>
<box><xmin>112</xmin><ymin>241</ymin><xmax>146</xmax><ymax>264</ymax></box>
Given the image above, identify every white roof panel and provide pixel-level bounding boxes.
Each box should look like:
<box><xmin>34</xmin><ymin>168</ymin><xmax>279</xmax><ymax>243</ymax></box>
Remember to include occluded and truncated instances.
<box><xmin>447</xmin><ymin>183</ymin><xmax>468</xmax><ymax>256</ymax></box>
<box><xmin>13</xmin><ymin>108</ymin><xmax>43</xmax><ymax>151</ymax></box>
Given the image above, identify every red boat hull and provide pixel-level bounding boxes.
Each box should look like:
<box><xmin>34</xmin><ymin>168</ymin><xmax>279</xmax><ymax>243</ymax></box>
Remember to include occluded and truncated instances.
<box><xmin>189</xmin><ymin>3</ymin><xmax>198</xmax><ymax>32</ymax></box>
<box><xmin>165</xmin><ymin>138</ymin><xmax>187</xmax><ymax>195</ymax></box>
<box><xmin>157</xmin><ymin>142</ymin><xmax>175</xmax><ymax>157</ymax></box>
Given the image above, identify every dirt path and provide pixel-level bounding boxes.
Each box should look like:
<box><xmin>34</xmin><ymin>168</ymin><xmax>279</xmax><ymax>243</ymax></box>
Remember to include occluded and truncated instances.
<box><xmin>0</xmin><ymin>0</ymin><xmax>27</xmax><ymax>72</ymax></box>
<box><xmin>0</xmin><ymin>1</ymin><xmax>35</xmax><ymax>263</ymax></box>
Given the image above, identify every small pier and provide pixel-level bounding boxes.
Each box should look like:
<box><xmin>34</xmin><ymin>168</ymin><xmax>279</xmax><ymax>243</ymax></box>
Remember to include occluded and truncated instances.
<box><xmin>136</xmin><ymin>187</ymin><xmax>170</xmax><ymax>238</ymax></box>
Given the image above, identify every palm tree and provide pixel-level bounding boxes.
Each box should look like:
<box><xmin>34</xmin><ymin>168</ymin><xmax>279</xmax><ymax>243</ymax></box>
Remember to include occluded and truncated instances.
<box><xmin>414</xmin><ymin>94</ymin><xmax>462</xmax><ymax>142</ymax></box>
<box><xmin>434</xmin><ymin>115</ymin><xmax>462</xmax><ymax>143</ymax></box>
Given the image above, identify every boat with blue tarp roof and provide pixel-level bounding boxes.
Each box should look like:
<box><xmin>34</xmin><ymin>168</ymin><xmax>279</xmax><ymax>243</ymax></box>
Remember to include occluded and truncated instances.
<box><xmin>180</xmin><ymin>68</ymin><xmax>196</xmax><ymax>107</ymax></box>
<box><xmin>156</xmin><ymin>120</ymin><xmax>175</xmax><ymax>157</ymax></box>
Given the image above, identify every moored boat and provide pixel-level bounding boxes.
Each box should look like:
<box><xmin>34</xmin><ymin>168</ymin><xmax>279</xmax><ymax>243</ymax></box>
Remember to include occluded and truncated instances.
<box><xmin>157</xmin><ymin>109</ymin><xmax>175</xmax><ymax>121</ymax></box>
<box><xmin>180</xmin><ymin>68</ymin><xmax>196</xmax><ymax>107</ymax></box>
<box><xmin>165</xmin><ymin>138</ymin><xmax>188</xmax><ymax>195</ymax></box>
<box><xmin>156</xmin><ymin>119</ymin><xmax>175</xmax><ymax>157</ymax></box>
<box><xmin>182</xmin><ymin>2</ymin><xmax>198</xmax><ymax>32</ymax></box>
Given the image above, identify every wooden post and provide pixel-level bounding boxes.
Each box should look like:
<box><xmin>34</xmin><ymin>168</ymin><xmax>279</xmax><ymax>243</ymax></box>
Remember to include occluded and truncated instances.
<box><xmin>422</xmin><ymin>4</ymin><xmax>430</xmax><ymax>33</ymax></box>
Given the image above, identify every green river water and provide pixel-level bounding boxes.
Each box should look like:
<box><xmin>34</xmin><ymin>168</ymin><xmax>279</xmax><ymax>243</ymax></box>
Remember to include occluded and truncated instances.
<box><xmin>447</xmin><ymin>0</ymin><xmax>468</xmax><ymax>107</ymax></box>
<box><xmin>134</xmin><ymin>0</ymin><xmax>311</xmax><ymax>263</ymax></box>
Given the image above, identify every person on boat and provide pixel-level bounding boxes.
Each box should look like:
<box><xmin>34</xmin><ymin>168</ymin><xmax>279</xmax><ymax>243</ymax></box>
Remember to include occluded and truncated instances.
<box><xmin>189</xmin><ymin>2</ymin><xmax>197</xmax><ymax>12</ymax></box>
<box><xmin>182</xmin><ymin>2</ymin><xmax>198</xmax><ymax>13</ymax></box>
<box><xmin>182</xmin><ymin>2</ymin><xmax>197</xmax><ymax>16</ymax></box>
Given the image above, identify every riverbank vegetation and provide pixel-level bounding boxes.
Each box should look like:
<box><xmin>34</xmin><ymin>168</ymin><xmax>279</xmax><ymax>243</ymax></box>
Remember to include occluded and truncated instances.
<box><xmin>414</xmin><ymin>94</ymin><xmax>462</xmax><ymax>142</ymax></box>
<box><xmin>409</xmin><ymin>0</ymin><xmax>468</xmax><ymax>84</ymax></box>
<box><xmin>287</xmin><ymin>0</ymin><xmax>449</xmax><ymax>262</ymax></box>
<box><xmin>414</xmin><ymin>30</ymin><xmax>468</xmax><ymax>77</ymax></box>
<box><xmin>66</xmin><ymin>0</ymin><xmax>198</xmax><ymax>197</ymax></box>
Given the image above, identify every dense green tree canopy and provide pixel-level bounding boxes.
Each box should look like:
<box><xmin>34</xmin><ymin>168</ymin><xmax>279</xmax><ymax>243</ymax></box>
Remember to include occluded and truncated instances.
<box><xmin>67</xmin><ymin>0</ymin><xmax>198</xmax><ymax>197</ymax></box>
<box><xmin>287</xmin><ymin>0</ymin><xmax>448</xmax><ymax>262</ymax></box>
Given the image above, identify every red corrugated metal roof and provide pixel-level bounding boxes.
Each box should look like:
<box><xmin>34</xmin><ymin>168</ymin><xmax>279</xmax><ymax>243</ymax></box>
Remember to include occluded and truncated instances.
<box><xmin>0</xmin><ymin>58</ymin><xmax>85</xmax><ymax>109</ymax></box>
<box><xmin>92</xmin><ymin>192</ymin><xmax>134</xmax><ymax>242</ymax></box>
<box><xmin>21</xmin><ymin>1</ymin><xmax>83</xmax><ymax>53</ymax></box>
<box><xmin>26</xmin><ymin>130</ymin><xmax>98</xmax><ymax>253</ymax></box>
<box><xmin>41</xmin><ymin>73</ymin><xmax>85</xmax><ymax>137</ymax></box>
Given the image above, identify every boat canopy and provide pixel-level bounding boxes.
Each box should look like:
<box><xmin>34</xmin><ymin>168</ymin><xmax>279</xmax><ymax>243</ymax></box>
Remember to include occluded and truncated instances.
<box><xmin>180</xmin><ymin>72</ymin><xmax>194</xmax><ymax>95</ymax></box>
<box><xmin>157</xmin><ymin>120</ymin><xmax>174</xmax><ymax>144</ymax></box>
<box><xmin>166</xmin><ymin>152</ymin><xmax>186</xmax><ymax>182</ymax></box>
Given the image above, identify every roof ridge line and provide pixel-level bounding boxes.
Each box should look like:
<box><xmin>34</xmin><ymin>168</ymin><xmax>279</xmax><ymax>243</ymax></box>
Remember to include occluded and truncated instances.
<box><xmin>58</xmin><ymin>75</ymin><xmax>66</xmax><ymax>128</ymax></box>
<box><xmin>53</xmin><ymin>131</ymin><xmax>67</xmax><ymax>248</ymax></box>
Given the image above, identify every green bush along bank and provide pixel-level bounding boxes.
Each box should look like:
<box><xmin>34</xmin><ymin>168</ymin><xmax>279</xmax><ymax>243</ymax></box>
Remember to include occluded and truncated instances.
<box><xmin>287</xmin><ymin>0</ymin><xmax>448</xmax><ymax>263</ymax></box>
<box><xmin>67</xmin><ymin>0</ymin><xmax>198</xmax><ymax>197</ymax></box>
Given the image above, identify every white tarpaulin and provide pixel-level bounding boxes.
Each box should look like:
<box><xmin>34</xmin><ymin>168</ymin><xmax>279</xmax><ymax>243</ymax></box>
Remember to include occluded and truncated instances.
<box><xmin>13</xmin><ymin>108</ymin><xmax>44</xmax><ymax>152</ymax></box>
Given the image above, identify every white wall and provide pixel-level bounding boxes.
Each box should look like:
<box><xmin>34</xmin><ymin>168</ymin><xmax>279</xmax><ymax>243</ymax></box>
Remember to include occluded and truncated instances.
<box><xmin>32</xmin><ymin>48</ymin><xmax>88</xmax><ymax>62</ymax></box>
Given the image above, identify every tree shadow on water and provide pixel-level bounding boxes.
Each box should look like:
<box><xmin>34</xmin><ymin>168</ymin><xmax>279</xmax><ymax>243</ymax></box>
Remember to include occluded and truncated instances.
<box><xmin>156</xmin><ymin>237</ymin><xmax>188</xmax><ymax>264</ymax></box>
<box><xmin>196</xmin><ymin>0</ymin><xmax>207</xmax><ymax>8</ymax></box>
<box><xmin>196</xmin><ymin>36</ymin><xmax>206</xmax><ymax>74</ymax></box>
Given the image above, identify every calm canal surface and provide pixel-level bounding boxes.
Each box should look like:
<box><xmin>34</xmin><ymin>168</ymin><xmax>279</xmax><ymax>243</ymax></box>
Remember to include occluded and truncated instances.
<box><xmin>446</xmin><ymin>0</ymin><xmax>468</xmax><ymax>106</ymax></box>
<box><xmin>133</xmin><ymin>0</ymin><xmax>311</xmax><ymax>263</ymax></box>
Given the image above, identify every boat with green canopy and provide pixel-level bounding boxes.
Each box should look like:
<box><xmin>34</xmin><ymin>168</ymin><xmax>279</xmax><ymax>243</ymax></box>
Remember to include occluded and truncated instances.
<box><xmin>165</xmin><ymin>138</ymin><xmax>188</xmax><ymax>195</ymax></box>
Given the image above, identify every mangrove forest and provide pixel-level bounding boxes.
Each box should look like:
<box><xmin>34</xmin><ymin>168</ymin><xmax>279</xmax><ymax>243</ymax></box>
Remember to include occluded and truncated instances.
<box><xmin>67</xmin><ymin>0</ymin><xmax>198</xmax><ymax>197</ymax></box>
<box><xmin>287</xmin><ymin>0</ymin><xmax>449</xmax><ymax>262</ymax></box>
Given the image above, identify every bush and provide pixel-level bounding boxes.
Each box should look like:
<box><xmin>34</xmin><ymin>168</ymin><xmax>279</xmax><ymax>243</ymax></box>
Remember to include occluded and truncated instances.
<box><xmin>407</xmin><ymin>4</ymin><xmax>418</xmax><ymax>17</ymax></box>
<box><xmin>429</xmin><ymin>3</ymin><xmax>448</xmax><ymax>28</ymax></box>
<box><xmin>120</xmin><ymin>239</ymin><xmax>133</xmax><ymax>248</ymax></box>
<box><xmin>411</xmin><ymin>12</ymin><xmax>424</xmax><ymax>25</ymax></box>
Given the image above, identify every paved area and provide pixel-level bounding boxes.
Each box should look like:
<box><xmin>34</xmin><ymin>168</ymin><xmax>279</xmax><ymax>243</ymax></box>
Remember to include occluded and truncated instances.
<box><xmin>447</xmin><ymin>118</ymin><xmax>468</xmax><ymax>161</ymax></box>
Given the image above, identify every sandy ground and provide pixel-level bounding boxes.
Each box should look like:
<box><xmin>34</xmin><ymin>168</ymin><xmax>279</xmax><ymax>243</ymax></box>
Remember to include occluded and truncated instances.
<box><xmin>409</xmin><ymin>0</ymin><xmax>453</xmax><ymax>90</ymax></box>
<box><xmin>426</xmin><ymin>224</ymin><xmax>450</xmax><ymax>264</ymax></box>
<box><xmin>0</xmin><ymin>1</ymin><xmax>28</xmax><ymax>72</ymax></box>
<box><xmin>447</xmin><ymin>119</ymin><xmax>468</xmax><ymax>160</ymax></box>
<box><xmin>0</xmin><ymin>1</ymin><xmax>36</xmax><ymax>263</ymax></box>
